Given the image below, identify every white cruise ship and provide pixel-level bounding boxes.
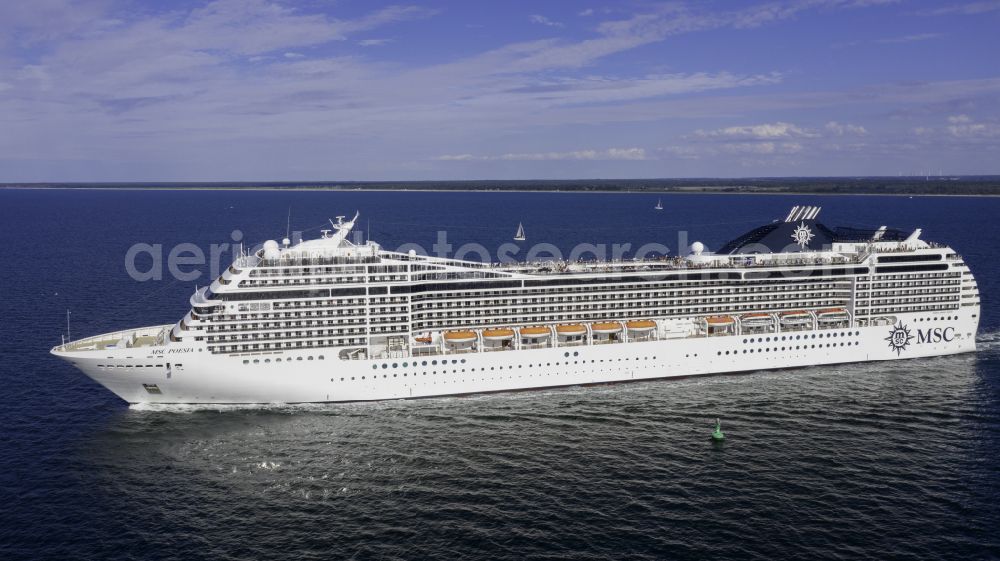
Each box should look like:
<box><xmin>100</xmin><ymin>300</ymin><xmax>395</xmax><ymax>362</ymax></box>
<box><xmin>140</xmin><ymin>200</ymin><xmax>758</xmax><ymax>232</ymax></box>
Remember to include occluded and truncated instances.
<box><xmin>52</xmin><ymin>206</ymin><xmax>980</xmax><ymax>404</ymax></box>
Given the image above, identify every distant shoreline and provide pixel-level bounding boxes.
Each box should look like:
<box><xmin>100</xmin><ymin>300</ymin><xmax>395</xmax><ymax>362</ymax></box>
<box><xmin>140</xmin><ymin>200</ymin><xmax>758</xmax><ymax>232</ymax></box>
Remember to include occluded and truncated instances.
<box><xmin>4</xmin><ymin>176</ymin><xmax>1000</xmax><ymax>197</ymax></box>
<box><xmin>0</xmin><ymin>186</ymin><xmax>1000</xmax><ymax>197</ymax></box>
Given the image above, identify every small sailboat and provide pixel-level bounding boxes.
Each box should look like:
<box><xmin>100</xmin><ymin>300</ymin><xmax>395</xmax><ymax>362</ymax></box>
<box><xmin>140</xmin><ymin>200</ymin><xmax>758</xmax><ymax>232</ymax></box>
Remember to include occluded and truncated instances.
<box><xmin>654</xmin><ymin>198</ymin><xmax>663</xmax><ymax>210</ymax></box>
<box><xmin>514</xmin><ymin>222</ymin><xmax>526</xmax><ymax>241</ymax></box>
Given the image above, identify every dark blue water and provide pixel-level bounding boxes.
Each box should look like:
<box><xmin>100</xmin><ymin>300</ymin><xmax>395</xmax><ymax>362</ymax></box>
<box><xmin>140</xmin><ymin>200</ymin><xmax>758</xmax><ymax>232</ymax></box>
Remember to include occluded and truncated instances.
<box><xmin>1</xmin><ymin>189</ymin><xmax>998</xmax><ymax>560</ymax></box>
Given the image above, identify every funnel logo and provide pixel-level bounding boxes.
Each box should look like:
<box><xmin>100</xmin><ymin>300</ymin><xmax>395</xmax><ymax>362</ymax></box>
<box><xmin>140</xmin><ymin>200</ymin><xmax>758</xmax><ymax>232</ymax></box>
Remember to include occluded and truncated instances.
<box><xmin>791</xmin><ymin>222</ymin><xmax>815</xmax><ymax>249</ymax></box>
<box><xmin>885</xmin><ymin>322</ymin><xmax>914</xmax><ymax>355</ymax></box>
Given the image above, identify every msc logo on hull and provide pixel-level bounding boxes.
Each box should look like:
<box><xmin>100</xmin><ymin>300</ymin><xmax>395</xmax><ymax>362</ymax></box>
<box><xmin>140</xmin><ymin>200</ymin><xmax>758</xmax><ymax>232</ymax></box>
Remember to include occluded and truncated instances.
<box><xmin>885</xmin><ymin>322</ymin><xmax>955</xmax><ymax>355</ymax></box>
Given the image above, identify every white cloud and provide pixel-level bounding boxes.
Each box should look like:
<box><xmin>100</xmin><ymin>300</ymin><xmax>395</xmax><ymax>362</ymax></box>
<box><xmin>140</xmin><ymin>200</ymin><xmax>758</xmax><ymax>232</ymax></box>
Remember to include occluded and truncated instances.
<box><xmin>435</xmin><ymin>148</ymin><xmax>647</xmax><ymax>161</ymax></box>
<box><xmin>358</xmin><ymin>38</ymin><xmax>392</xmax><ymax>47</ymax></box>
<box><xmin>917</xmin><ymin>1</ymin><xmax>1000</xmax><ymax>16</ymax></box>
<box><xmin>825</xmin><ymin>121</ymin><xmax>868</xmax><ymax>135</ymax></box>
<box><xmin>578</xmin><ymin>9</ymin><xmax>594</xmax><ymax>17</ymax></box>
<box><xmin>695</xmin><ymin>121</ymin><xmax>818</xmax><ymax>139</ymax></box>
<box><xmin>946</xmin><ymin>116</ymin><xmax>1000</xmax><ymax>137</ymax></box>
<box><xmin>435</xmin><ymin>154</ymin><xmax>476</xmax><ymax>161</ymax></box>
<box><xmin>721</xmin><ymin>142</ymin><xmax>803</xmax><ymax>154</ymax></box>
<box><xmin>873</xmin><ymin>32</ymin><xmax>942</xmax><ymax>44</ymax></box>
<box><xmin>529</xmin><ymin>14</ymin><xmax>564</xmax><ymax>28</ymax></box>
<box><xmin>283</xmin><ymin>52</ymin><xmax>305</xmax><ymax>59</ymax></box>
<box><xmin>658</xmin><ymin>145</ymin><xmax>701</xmax><ymax>159</ymax></box>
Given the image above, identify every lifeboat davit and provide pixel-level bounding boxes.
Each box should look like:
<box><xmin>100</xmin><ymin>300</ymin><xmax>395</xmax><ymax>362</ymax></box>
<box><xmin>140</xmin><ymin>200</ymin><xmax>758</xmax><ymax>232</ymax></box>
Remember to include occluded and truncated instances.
<box><xmin>626</xmin><ymin>320</ymin><xmax>656</xmax><ymax>332</ymax></box>
<box><xmin>444</xmin><ymin>330</ymin><xmax>477</xmax><ymax>343</ymax></box>
<box><xmin>482</xmin><ymin>328</ymin><xmax>515</xmax><ymax>341</ymax></box>
<box><xmin>519</xmin><ymin>326</ymin><xmax>551</xmax><ymax>338</ymax></box>
<box><xmin>590</xmin><ymin>321</ymin><xmax>622</xmax><ymax>334</ymax></box>
<box><xmin>779</xmin><ymin>310</ymin><xmax>812</xmax><ymax>325</ymax></box>
<box><xmin>556</xmin><ymin>324</ymin><xmax>587</xmax><ymax>336</ymax></box>
<box><xmin>705</xmin><ymin>315</ymin><xmax>735</xmax><ymax>326</ymax></box>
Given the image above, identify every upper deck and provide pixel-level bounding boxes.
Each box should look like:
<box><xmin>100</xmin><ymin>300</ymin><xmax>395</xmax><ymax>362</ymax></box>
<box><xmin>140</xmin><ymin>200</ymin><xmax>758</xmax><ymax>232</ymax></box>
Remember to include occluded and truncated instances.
<box><xmin>220</xmin><ymin>205</ymin><xmax>939</xmax><ymax>282</ymax></box>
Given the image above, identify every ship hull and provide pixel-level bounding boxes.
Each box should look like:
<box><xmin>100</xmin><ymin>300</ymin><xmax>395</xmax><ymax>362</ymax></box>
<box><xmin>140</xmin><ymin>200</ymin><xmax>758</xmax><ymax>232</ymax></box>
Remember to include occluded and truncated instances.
<box><xmin>52</xmin><ymin>311</ymin><xmax>978</xmax><ymax>404</ymax></box>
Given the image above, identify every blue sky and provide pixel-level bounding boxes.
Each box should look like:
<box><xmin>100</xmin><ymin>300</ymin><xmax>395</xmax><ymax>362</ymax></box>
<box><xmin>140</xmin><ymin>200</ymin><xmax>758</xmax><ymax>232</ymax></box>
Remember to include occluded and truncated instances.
<box><xmin>1</xmin><ymin>0</ymin><xmax>999</xmax><ymax>181</ymax></box>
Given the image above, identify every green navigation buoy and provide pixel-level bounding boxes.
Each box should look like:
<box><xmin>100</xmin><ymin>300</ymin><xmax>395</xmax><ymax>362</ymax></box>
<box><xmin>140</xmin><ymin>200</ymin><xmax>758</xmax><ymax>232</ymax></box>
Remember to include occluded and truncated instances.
<box><xmin>711</xmin><ymin>418</ymin><xmax>725</xmax><ymax>441</ymax></box>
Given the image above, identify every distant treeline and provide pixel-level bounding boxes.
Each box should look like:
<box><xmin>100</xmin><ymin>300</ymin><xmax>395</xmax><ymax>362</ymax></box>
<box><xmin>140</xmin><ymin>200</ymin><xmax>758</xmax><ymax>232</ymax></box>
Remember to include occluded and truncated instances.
<box><xmin>5</xmin><ymin>177</ymin><xmax>1000</xmax><ymax>195</ymax></box>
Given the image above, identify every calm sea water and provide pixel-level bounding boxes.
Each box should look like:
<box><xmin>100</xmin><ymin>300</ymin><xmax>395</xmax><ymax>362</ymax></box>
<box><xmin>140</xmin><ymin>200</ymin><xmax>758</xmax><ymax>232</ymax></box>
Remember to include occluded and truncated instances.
<box><xmin>0</xmin><ymin>189</ymin><xmax>998</xmax><ymax>560</ymax></box>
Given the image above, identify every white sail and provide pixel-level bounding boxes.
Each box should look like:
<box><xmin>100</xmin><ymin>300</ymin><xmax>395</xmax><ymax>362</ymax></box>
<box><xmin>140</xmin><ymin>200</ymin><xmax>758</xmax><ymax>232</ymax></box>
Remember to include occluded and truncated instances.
<box><xmin>514</xmin><ymin>222</ymin><xmax>526</xmax><ymax>241</ymax></box>
<box><xmin>655</xmin><ymin>198</ymin><xmax>663</xmax><ymax>210</ymax></box>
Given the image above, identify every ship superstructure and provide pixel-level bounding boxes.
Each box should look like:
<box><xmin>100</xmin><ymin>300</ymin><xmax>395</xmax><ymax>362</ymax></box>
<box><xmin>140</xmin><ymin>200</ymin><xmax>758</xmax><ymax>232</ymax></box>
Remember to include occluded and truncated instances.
<box><xmin>52</xmin><ymin>207</ymin><xmax>980</xmax><ymax>404</ymax></box>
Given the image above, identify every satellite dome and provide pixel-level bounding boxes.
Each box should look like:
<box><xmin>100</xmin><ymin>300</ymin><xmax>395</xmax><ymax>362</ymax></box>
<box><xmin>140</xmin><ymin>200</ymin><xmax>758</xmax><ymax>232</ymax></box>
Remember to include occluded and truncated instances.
<box><xmin>408</xmin><ymin>249</ymin><xmax>417</xmax><ymax>258</ymax></box>
<box><xmin>263</xmin><ymin>240</ymin><xmax>280</xmax><ymax>260</ymax></box>
<box><xmin>282</xmin><ymin>237</ymin><xmax>291</xmax><ymax>247</ymax></box>
<box><xmin>691</xmin><ymin>241</ymin><xmax>705</xmax><ymax>255</ymax></box>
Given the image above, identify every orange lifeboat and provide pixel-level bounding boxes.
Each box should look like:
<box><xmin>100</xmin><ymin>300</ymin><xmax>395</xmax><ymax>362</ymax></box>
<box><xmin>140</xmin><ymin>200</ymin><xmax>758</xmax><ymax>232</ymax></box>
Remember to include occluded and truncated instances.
<box><xmin>740</xmin><ymin>313</ymin><xmax>773</xmax><ymax>327</ymax></box>
<box><xmin>780</xmin><ymin>310</ymin><xmax>812</xmax><ymax>325</ymax></box>
<box><xmin>519</xmin><ymin>326</ymin><xmax>551</xmax><ymax>338</ymax></box>
<box><xmin>705</xmin><ymin>315</ymin><xmax>735</xmax><ymax>326</ymax></box>
<box><xmin>591</xmin><ymin>321</ymin><xmax>623</xmax><ymax>334</ymax></box>
<box><xmin>444</xmin><ymin>330</ymin><xmax>477</xmax><ymax>343</ymax></box>
<box><xmin>482</xmin><ymin>328</ymin><xmax>515</xmax><ymax>341</ymax></box>
<box><xmin>415</xmin><ymin>335</ymin><xmax>432</xmax><ymax>344</ymax></box>
<box><xmin>556</xmin><ymin>324</ymin><xmax>587</xmax><ymax>336</ymax></box>
<box><xmin>626</xmin><ymin>320</ymin><xmax>656</xmax><ymax>332</ymax></box>
<box><xmin>817</xmin><ymin>307</ymin><xmax>849</xmax><ymax>322</ymax></box>
<box><xmin>817</xmin><ymin>307</ymin><xmax>847</xmax><ymax>316</ymax></box>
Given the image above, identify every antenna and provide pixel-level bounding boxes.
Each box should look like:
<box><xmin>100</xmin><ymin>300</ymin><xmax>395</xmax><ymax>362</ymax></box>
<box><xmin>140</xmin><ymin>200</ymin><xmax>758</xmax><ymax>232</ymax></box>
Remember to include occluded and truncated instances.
<box><xmin>66</xmin><ymin>309</ymin><xmax>71</xmax><ymax>343</ymax></box>
<box><xmin>286</xmin><ymin>207</ymin><xmax>291</xmax><ymax>241</ymax></box>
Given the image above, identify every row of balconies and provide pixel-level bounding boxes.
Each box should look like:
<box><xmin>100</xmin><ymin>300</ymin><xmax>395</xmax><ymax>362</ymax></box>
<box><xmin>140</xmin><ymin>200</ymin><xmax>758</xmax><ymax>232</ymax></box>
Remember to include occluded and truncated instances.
<box><xmin>410</xmin><ymin>300</ymin><xmax>845</xmax><ymax>330</ymax></box>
